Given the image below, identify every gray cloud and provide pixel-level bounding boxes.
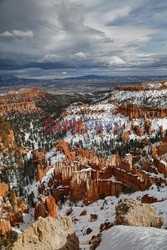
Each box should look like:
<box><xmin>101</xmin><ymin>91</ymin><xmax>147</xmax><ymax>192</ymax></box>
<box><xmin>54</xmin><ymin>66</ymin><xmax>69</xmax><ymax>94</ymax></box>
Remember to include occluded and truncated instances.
<box><xmin>38</xmin><ymin>54</ymin><xmax>59</xmax><ymax>63</ymax></box>
<box><xmin>0</xmin><ymin>0</ymin><xmax>166</xmax><ymax>77</ymax></box>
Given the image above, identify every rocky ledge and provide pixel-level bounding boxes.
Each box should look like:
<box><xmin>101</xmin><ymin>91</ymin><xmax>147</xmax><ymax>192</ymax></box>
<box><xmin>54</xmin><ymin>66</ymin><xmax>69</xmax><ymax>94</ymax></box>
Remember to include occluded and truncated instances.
<box><xmin>12</xmin><ymin>215</ymin><xmax>79</xmax><ymax>250</ymax></box>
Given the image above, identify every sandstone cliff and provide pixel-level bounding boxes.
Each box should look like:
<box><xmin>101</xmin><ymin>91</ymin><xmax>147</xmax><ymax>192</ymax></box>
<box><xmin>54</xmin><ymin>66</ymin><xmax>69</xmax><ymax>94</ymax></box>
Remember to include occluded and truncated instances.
<box><xmin>38</xmin><ymin>140</ymin><xmax>167</xmax><ymax>205</ymax></box>
<box><xmin>116</xmin><ymin>80</ymin><xmax>167</xmax><ymax>91</ymax></box>
<box><xmin>114</xmin><ymin>103</ymin><xmax>167</xmax><ymax>120</ymax></box>
<box><xmin>0</xmin><ymin>88</ymin><xmax>47</xmax><ymax>114</ymax></box>
<box><xmin>35</xmin><ymin>195</ymin><xmax>57</xmax><ymax>219</ymax></box>
<box><xmin>0</xmin><ymin>188</ymin><xmax>28</xmax><ymax>235</ymax></box>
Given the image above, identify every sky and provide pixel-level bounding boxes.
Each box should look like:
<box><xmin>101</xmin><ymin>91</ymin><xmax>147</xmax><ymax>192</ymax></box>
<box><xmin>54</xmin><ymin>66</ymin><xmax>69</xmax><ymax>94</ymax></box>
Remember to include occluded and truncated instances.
<box><xmin>0</xmin><ymin>0</ymin><xmax>167</xmax><ymax>79</ymax></box>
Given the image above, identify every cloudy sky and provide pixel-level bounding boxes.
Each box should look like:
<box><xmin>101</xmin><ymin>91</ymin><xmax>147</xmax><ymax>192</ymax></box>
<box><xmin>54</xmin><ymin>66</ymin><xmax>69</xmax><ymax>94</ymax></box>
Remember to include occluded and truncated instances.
<box><xmin>0</xmin><ymin>0</ymin><xmax>167</xmax><ymax>78</ymax></box>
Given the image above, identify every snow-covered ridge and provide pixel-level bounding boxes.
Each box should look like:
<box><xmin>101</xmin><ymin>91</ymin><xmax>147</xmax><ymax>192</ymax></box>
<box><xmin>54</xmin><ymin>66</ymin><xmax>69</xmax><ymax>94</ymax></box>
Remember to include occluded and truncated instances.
<box><xmin>112</xmin><ymin>89</ymin><xmax>167</xmax><ymax>107</ymax></box>
<box><xmin>97</xmin><ymin>225</ymin><xmax>167</xmax><ymax>250</ymax></box>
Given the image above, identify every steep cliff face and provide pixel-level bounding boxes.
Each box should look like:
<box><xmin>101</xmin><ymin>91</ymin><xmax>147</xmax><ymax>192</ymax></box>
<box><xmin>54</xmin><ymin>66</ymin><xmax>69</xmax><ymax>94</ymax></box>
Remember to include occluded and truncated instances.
<box><xmin>37</xmin><ymin>140</ymin><xmax>167</xmax><ymax>205</ymax></box>
<box><xmin>116</xmin><ymin>80</ymin><xmax>167</xmax><ymax>91</ymax></box>
<box><xmin>0</xmin><ymin>87</ymin><xmax>89</xmax><ymax>116</ymax></box>
<box><xmin>0</xmin><ymin>182</ymin><xmax>8</xmax><ymax>198</ymax></box>
<box><xmin>0</xmin><ymin>88</ymin><xmax>48</xmax><ymax>104</ymax></box>
<box><xmin>157</xmin><ymin>142</ymin><xmax>167</xmax><ymax>156</ymax></box>
<box><xmin>0</xmin><ymin>188</ymin><xmax>28</xmax><ymax>235</ymax></box>
<box><xmin>0</xmin><ymin>117</ymin><xmax>15</xmax><ymax>149</ymax></box>
<box><xmin>0</xmin><ymin>101</ymin><xmax>38</xmax><ymax>114</ymax></box>
<box><xmin>0</xmin><ymin>88</ymin><xmax>47</xmax><ymax>114</ymax></box>
<box><xmin>35</xmin><ymin>195</ymin><xmax>57</xmax><ymax>219</ymax></box>
<box><xmin>0</xmin><ymin>219</ymin><xmax>11</xmax><ymax>235</ymax></box>
<box><xmin>123</xmin><ymin>130</ymin><xmax>131</xmax><ymax>142</ymax></box>
<box><xmin>33</xmin><ymin>151</ymin><xmax>52</xmax><ymax>181</ymax></box>
<box><xmin>12</xmin><ymin>216</ymin><xmax>79</xmax><ymax>250</ymax></box>
<box><xmin>56</xmin><ymin>141</ymin><xmax>75</xmax><ymax>162</ymax></box>
<box><xmin>115</xmin><ymin>103</ymin><xmax>167</xmax><ymax>120</ymax></box>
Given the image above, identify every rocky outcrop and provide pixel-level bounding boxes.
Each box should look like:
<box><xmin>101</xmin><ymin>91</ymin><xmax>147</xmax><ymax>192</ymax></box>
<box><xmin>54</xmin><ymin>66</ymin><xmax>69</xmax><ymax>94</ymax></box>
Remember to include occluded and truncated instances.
<box><xmin>0</xmin><ymin>117</ymin><xmax>15</xmax><ymax>149</ymax></box>
<box><xmin>35</xmin><ymin>195</ymin><xmax>57</xmax><ymax>220</ymax></box>
<box><xmin>163</xmin><ymin>130</ymin><xmax>167</xmax><ymax>142</ymax></box>
<box><xmin>33</xmin><ymin>151</ymin><xmax>52</xmax><ymax>181</ymax></box>
<box><xmin>0</xmin><ymin>190</ymin><xmax>28</xmax><ymax>234</ymax></box>
<box><xmin>99</xmin><ymin>222</ymin><xmax>113</xmax><ymax>232</ymax></box>
<box><xmin>115</xmin><ymin>103</ymin><xmax>167</xmax><ymax>120</ymax></box>
<box><xmin>0</xmin><ymin>129</ymin><xmax>15</xmax><ymax>152</ymax></box>
<box><xmin>141</xmin><ymin>195</ymin><xmax>158</xmax><ymax>204</ymax></box>
<box><xmin>90</xmin><ymin>234</ymin><xmax>102</xmax><ymax>250</ymax></box>
<box><xmin>2</xmin><ymin>129</ymin><xmax>15</xmax><ymax>146</ymax></box>
<box><xmin>133</xmin><ymin>125</ymin><xmax>144</xmax><ymax>137</ymax></box>
<box><xmin>114</xmin><ymin>198</ymin><xmax>163</xmax><ymax>228</ymax></box>
<box><xmin>90</xmin><ymin>214</ymin><xmax>98</xmax><ymax>222</ymax></box>
<box><xmin>154</xmin><ymin>157</ymin><xmax>167</xmax><ymax>178</ymax></box>
<box><xmin>56</xmin><ymin>141</ymin><xmax>75</xmax><ymax>162</ymax></box>
<box><xmin>0</xmin><ymin>88</ymin><xmax>49</xmax><ymax>114</ymax></box>
<box><xmin>0</xmin><ymin>88</ymin><xmax>48</xmax><ymax>104</ymax></box>
<box><xmin>12</xmin><ymin>216</ymin><xmax>79</xmax><ymax>250</ymax></box>
<box><xmin>123</xmin><ymin>130</ymin><xmax>131</xmax><ymax>142</ymax></box>
<box><xmin>80</xmin><ymin>210</ymin><xmax>87</xmax><ymax>216</ymax></box>
<box><xmin>0</xmin><ymin>101</ymin><xmax>38</xmax><ymax>114</ymax></box>
<box><xmin>145</xmin><ymin>121</ymin><xmax>152</xmax><ymax>135</ymax></box>
<box><xmin>116</xmin><ymin>80</ymin><xmax>167</xmax><ymax>91</ymax></box>
<box><xmin>157</xmin><ymin>142</ymin><xmax>167</xmax><ymax>156</ymax></box>
<box><xmin>0</xmin><ymin>182</ymin><xmax>8</xmax><ymax>198</ymax></box>
<box><xmin>151</xmin><ymin>145</ymin><xmax>157</xmax><ymax>157</ymax></box>
<box><xmin>0</xmin><ymin>219</ymin><xmax>11</xmax><ymax>235</ymax></box>
<box><xmin>40</xmin><ymin>141</ymin><xmax>167</xmax><ymax>205</ymax></box>
<box><xmin>85</xmin><ymin>228</ymin><xmax>92</xmax><ymax>235</ymax></box>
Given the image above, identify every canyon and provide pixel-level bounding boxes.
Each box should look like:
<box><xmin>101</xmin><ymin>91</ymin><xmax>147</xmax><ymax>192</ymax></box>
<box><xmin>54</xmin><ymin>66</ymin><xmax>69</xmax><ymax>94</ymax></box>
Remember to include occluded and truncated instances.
<box><xmin>0</xmin><ymin>79</ymin><xmax>167</xmax><ymax>249</ymax></box>
<box><xmin>0</xmin><ymin>88</ymin><xmax>47</xmax><ymax>114</ymax></box>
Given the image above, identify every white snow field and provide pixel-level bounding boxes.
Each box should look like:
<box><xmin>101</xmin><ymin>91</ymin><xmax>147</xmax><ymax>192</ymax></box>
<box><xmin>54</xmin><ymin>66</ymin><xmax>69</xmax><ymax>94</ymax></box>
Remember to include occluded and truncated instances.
<box><xmin>97</xmin><ymin>225</ymin><xmax>167</xmax><ymax>250</ymax></box>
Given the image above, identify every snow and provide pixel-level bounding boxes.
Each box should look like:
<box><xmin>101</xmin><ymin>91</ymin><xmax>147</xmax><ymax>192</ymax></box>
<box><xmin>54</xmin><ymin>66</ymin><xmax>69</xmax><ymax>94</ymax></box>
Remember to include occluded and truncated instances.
<box><xmin>7</xmin><ymin>84</ymin><xmax>167</xmax><ymax>249</ymax></box>
<box><xmin>151</xmin><ymin>118</ymin><xmax>167</xmax><ymax>131</ymax></box>
<box><xmin>25</xmin><ymin>132</ymin><xmax>30</xmax><ymax>141</ymax></box>
<box><xmin>46</xmin><ymin>147</ymin><xmax>65</xmax><ymax>165</ymax></box>
<box><xmin>97</xmin><ymin>225</ymin><xmax>167</xmax><ymax>250</ymax></box>
<box><xmin>58</xmin><ymin>184</ymin><xmax>167</xmax><ymax>249</ymax></box>
<box><xmin>58</xmin><ymin>88</ymin><xmax>167</xmax><ymax>156</ymax></box>
<box><xmin>112</xmin><ymin>89</ymin><xmax>167</xmax><ymax>108</ymax></box>
<box><xmin>14</xmin><ymin>209</ymin><xmax>35</xmax><ymax>232</ymax></box>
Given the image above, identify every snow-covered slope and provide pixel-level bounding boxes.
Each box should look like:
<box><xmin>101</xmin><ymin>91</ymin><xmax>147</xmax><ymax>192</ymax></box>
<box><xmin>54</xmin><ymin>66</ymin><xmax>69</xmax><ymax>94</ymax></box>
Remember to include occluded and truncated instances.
<box><xmin>97</xmin><ymin>225</ymin><xmax>167</xmax><ymax>250</ymax></box>
<box><xmin>58</xmin><ymin>184</ymin><xmax>167</xmax><ymax>249</ymax></box>
<box><xmin>112</xmin><ymin>89</ymin><xmax>167</xmax><ymax>107</ymax></box>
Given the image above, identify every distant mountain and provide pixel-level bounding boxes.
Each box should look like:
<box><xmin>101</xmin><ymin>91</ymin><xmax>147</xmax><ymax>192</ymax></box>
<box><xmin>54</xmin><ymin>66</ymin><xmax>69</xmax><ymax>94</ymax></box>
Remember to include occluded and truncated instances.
<box><xmin>0</xmin><ymin>74</ymin><xmax>167</xmax><ymax>82</ymax></box>
<box><xmin>65</xmin><ymin>74</ymin><xmax>167</xmax><ymax>81</ymax></box>
<box><xmin>66</xmin><ymin>74</ymin><xmax>112</xmax><ymax>80</ymax></box>
<box><xmin>0</xmin><ymin>75</ymin><xmax>18</xmax><ymax>80</ymax></box>
<box><xmin>0</xmin><ymin>74</ymin><xmax>167</xmax><ymax>93</ymax></box>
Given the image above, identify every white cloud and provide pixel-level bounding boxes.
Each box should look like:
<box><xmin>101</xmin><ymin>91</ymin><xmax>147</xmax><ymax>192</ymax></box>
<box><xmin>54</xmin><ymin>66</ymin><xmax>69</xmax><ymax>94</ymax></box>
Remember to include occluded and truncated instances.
<box><xmin>0</xmin><ymin>30</ymin><xmax>33</xmax><ymax>38</ymax></box>
<box><xmin>38</xmin><ymin>54</ymin><xmax>59</xmax><ymax>63</ymax></box>
<box><xmin>102</xmin><ymin>6</ymin><xmax>133</xmax><ymax>24</ymax></box>
<box><xmin>70</xmin><ymin>52</ymin><xmax>90</xmax><ymax>60</ymax></box>
<box><xmin>101</xmin><ymin>56</ymin><xmax>126</xmax><ymax>66</ymax></box>
<box><xmin>109</xmin><ymin>56</ymin><xmax>126</xmax><ymax>66</ymax></box>
<box><xmin>0</xmin><ymin>0</ymin><xmax>166</xmax><ymax>74</ymax></box>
